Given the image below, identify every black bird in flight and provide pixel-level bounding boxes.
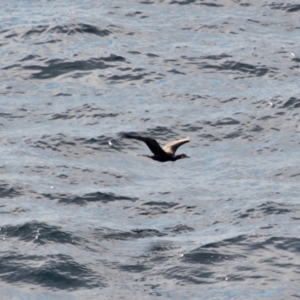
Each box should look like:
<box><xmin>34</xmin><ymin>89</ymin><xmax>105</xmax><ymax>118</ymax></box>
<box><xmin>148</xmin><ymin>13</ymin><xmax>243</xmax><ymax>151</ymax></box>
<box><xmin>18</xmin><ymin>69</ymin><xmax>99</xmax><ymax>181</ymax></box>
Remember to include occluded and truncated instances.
<box><xmin>124</xmin><ymin>134</ymin><xmax>190</xmax><ymax>162</ymax></box>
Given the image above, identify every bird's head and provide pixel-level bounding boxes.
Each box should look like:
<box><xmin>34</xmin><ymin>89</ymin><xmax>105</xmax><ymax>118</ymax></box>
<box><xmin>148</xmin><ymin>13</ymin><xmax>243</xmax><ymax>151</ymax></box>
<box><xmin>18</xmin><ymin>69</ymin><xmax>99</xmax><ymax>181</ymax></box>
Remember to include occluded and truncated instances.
<box><xmin>174</xmin><ymin>153</ymin><xmax>189</xmax><ymax>160</ymax></box>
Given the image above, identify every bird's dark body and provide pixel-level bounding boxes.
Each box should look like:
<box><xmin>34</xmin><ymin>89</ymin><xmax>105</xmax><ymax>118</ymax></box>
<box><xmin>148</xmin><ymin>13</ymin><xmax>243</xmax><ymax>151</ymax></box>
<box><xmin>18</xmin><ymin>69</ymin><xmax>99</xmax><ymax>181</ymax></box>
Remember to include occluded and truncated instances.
<box><xmin>125</xmin><ymin>134</ymin><xmax>190</xmax><ymax>162</ymax></box>
<box><xmin>146</xmin><ymin>154</ymin><xmax>187</xmax><ymax>162</ymax></box>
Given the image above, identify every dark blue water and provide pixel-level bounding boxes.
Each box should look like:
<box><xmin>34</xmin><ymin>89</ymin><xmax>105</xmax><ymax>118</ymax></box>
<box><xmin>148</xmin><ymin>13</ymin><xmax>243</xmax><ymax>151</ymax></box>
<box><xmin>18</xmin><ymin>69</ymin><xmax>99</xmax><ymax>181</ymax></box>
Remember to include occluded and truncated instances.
<box><xmin>1</xmin><ymin>1</ymin><xmax>300</xmax><ymax>299</ymax></box>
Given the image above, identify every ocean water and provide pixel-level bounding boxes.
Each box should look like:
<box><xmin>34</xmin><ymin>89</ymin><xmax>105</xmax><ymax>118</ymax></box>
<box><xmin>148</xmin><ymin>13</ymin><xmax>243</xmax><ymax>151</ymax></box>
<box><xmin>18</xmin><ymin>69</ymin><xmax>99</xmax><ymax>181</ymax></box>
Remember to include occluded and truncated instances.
<box><xmin>1</xmin><ymin>1</ymin><xmax>300</xmax><ymax>299</ymax></box>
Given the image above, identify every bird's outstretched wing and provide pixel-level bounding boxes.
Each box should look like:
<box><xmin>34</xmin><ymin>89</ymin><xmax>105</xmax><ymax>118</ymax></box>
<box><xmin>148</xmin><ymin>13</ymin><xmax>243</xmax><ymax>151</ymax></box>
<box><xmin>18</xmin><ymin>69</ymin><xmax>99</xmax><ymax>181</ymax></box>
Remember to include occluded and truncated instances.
<box><xmin>124</xmin><ymin>134</ymin><xmax>166</xmax><ymax>156</ymax></box>
<box><xmin>163</xmin><ymin>137</ymin><xmax>190</xmax><ymax>155</ymax></box>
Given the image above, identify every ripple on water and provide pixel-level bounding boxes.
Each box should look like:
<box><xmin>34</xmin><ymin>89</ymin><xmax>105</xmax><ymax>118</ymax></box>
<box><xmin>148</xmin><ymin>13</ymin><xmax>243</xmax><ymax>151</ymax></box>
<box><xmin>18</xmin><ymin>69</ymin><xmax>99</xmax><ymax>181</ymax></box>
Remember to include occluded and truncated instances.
<box><xmin>1</xmin><ymin>221</ymin><xmax>81</xmax><ymax>245</ymax></box>
<box><xmin>0</xmin><ymin>252</ymin><xmax>103</xmax><ymax>289</ymax></box>
<box><xmin>42</xmin><ymin>191</ymin><xmax>137</xmax><ymax>205</ymax></box>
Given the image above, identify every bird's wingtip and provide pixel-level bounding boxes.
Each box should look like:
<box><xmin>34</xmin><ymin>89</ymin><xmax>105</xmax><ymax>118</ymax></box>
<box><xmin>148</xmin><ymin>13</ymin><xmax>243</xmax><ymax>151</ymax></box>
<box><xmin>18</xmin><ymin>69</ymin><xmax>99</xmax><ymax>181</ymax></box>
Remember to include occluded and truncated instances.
<box><xmin>124</xmin><ymin>133</ymin><xmax>140</xmax><ymax>139</ymax></box>
<box><xmin>123</xmin><ymin>133</ymin><xmax>131</xmax><ymax>139</ymax></box>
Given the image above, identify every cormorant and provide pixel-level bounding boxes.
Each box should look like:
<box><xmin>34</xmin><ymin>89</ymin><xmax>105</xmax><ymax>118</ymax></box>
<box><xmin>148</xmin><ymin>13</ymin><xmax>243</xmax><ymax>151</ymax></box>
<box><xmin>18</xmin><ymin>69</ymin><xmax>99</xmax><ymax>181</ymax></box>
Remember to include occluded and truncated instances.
<box><xmin>125</xmin><ymin>134</ymin><xmax>190</xmax><ymax>162</ymax></box>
